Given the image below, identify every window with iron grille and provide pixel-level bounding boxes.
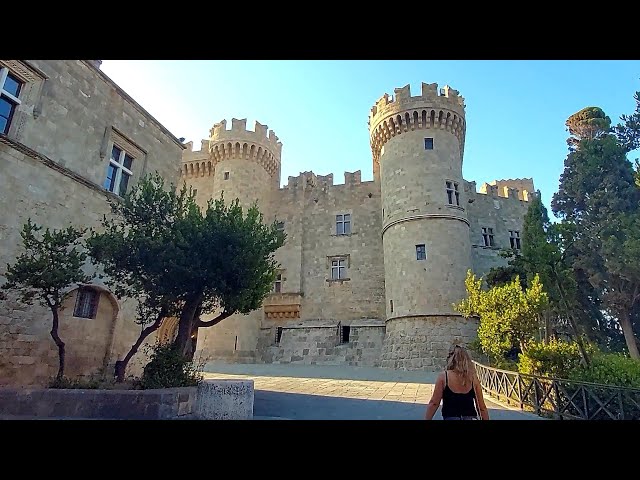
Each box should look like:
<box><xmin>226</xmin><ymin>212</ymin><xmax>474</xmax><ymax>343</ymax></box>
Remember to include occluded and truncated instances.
<box><xmin>509</xmin><ymin>230</ymin><xmax>521</xmax><ymax>250</ymax></box>
<box><xmin>336</xmin><ymin>214</ymin><xmax>351</xmax><ymax>235</ymax></box>
<box><xmin>104</xmin><ymin>144</ymin><xmax>134</xmax><ymax>196</ymax></box>
<box><xmin>340</xmin><ymin>325</ymin><xmax>351</xmax><ymax>344</ymax></box>
<box><xmin>416</xmin><ymin>244</ymin><xmax>426</xmax><ymax>260</ymax></box>
<box><xmin>73</xmin><ymin>288</ymin><xmax>99</xmax><ymax>319</ymax></box>
<box><xmin>275</xmin><ymin>326</ymin><xmax>283</xmax><ymax>344</ymax></box>
<box><xmin>0</xmin><ymin>68</ymin><xmax>23</xmax><ymax>135</ymax></box>
<box><xmin>482</xmin><ymin>227</ymin><xmax>495</xmax><ymax>247</ymax></box>
<box><xmin>445</xmin><ymin>181</ymin><xmax>460</xmax><ymax>206</ymax></box>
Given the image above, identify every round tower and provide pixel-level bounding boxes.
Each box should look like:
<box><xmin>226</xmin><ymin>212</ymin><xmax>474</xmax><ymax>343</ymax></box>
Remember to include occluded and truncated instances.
<box><xmin>369</xmin><ymin>82</ymin><xmax>477</xmax><ymax>370</ymax></box>
<box><xmin>209</xmin><ymin>118</ymin><xmax>282</xmax><ymax>215</ymax></box>
<box><xmin>194</xmin><ymin>118</ymin><xmax>282</xmax><ymax>363</ymax></box>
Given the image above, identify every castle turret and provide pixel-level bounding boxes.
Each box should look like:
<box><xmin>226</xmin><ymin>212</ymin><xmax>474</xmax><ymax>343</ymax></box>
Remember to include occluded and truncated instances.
<box><xmin>209</xmin><ymin>118</ymin><xmax>282</xmax><ymax>215</ymax></box>
<box><xmin>182</xmin><ymin>118</ymin><xmax>283</xmax><ymax>363</ymax></box>
<box><xmin>369</xmin><ymin>82</ymin><xmax>477</xmax><ymax>370</ymax></box>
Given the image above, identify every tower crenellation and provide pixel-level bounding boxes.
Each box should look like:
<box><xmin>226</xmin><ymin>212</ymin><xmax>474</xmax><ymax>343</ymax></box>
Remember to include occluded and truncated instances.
<box><xmin>368</xmin><ymin>83</ymin><xmax>467</xmax><ymax>179</ymax></box>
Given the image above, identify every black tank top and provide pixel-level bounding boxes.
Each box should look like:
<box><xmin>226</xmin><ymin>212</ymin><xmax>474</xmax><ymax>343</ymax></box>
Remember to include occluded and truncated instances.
<box><xmin>441</xmin><ymin>370</ymin><xmax>478</xmax><ymax>418</ymax></box>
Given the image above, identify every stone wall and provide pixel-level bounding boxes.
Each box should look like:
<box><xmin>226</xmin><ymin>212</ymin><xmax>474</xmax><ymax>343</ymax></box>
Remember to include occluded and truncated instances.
<box><xmin>0</xmin><ymin>386</ymin><xmax>198</xmax><ymax>419</ymax></box>
<box><xmin>465</xmin><ymin>180</ymin><xmax>532</xmax><ymax>279</ymax></box>
<box><xmin>379</xmin><ymin>315</ymin><xmax>478</xmax><ymax>370</ymax></box>
<box><xmin>256</xmin><ymin>322</ymin><xmax>385</xmax><ymax>367</ymax></box>
<box><xmin>0</xmin><ymin>60</ymin><xmax>183</xmax><ymax>386</ymax></box>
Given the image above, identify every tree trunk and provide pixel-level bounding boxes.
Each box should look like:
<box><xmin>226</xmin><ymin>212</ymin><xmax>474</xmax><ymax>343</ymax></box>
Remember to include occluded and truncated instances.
<box><xmin>619</xmin><ymin>310</ymin><xmax>640</xmax><ymax>359</ymax></box>
<box><xmin>553</xmin><ymin>274</ymin><xmax>591</xmax><ymax>367</ymax></box>
<box><xmin>174</xmin><ymin>293</ymin><xmax>202</xmax><ymax>356</ymax></box>
<box><xmin>544</xmin><ymin>312</ymin><xmax>550</xmax><ymax>344</ymax></box>
<box><xmin>114</xmin><ymin>308</ymin><xmax>166</xmax><ymax>382</ymax></box>
<box><xmin>49</xmin><ymin>306</ymin><xmax>65</xmax><ymax>381</ymax></box>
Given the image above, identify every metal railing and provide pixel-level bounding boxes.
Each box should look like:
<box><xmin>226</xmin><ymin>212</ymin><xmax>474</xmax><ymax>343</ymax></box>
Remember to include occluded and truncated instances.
<box><xmin>473</xmin><ymin>361</ymin><xmax>640</xmax><ymax>420</ymax></box>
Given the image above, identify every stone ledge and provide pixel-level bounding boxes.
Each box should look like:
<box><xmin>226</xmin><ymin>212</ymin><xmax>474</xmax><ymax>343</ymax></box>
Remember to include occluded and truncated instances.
<box><xmin>0</xmin><ymin>379</ymin><xmax>255</xmax><ymax>420</ymax></box>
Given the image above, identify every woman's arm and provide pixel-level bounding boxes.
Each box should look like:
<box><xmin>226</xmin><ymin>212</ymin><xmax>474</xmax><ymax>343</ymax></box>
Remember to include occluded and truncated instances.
<box><xmin>424</xmin><ymin>373</ymin><xmax>445</xmax><ymax>420</ymax></box>
<box><xmin>473</xmin><ymin>372</ymin><xmax>490</xmax><ymax>420</ymax></box>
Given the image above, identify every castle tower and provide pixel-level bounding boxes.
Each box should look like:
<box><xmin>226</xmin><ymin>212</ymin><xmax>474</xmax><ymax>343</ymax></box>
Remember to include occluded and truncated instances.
<box><xmin>209</xmin><ymin>118</ymin><xmax>282</xmax><ymax>214</ymax></box>
<box><xmin>193</xmin><ymin>118</ymin><xmax>282</xmax><ymax>362</ymax></box>
<box><xmin>368</xmin><ymin>82</ymin><xmax>477</xmax><ymax>370</ymax></box>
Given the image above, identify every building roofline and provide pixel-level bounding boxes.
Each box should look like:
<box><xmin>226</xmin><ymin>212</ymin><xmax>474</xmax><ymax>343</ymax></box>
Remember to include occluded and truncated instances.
<box><xmin>81</xmin><ymin>61</ymin><xmax>185</xmax><ymax>150</ymax></box>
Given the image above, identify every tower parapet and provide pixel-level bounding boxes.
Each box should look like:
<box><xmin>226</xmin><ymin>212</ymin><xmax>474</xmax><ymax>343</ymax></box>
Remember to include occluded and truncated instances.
<box><xmin>368</xmin><ymin>83</ymin><xmax>466</xmax><ymax>174</ymax></box>
<box><xmin>209</xmin><ymin>118</ymin><xmax>282</xmax><ymax>178</ymax></box>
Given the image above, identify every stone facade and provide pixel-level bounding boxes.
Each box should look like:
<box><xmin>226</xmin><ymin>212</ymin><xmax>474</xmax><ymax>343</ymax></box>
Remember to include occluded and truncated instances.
<box><xmin>181</xmin><ymin>82</ymin><xmax>535</xmax><ymax>370</ymax></box>
<box><xmin>0</xmin><ymin>60</ymin><xmax>184</xmax><ymax>386</ymax></box>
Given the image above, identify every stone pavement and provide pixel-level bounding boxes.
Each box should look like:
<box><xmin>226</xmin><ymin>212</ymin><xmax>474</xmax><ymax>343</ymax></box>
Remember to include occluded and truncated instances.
<box><xmin>202</xmin><ymin>362</ymin><xmax>543</xmax><ymax>420</ymax></box>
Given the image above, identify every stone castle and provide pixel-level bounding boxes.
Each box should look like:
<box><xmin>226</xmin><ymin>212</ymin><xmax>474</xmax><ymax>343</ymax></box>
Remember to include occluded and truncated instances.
<box><xmin>180</xmin><ymin>82</ymin><xmax>535</xmax><ymax>370</ymax></box>
<box><xmin>0</xmin><ymin>61</ymin><xmax>534</xmax><ymax>386</ymax></box>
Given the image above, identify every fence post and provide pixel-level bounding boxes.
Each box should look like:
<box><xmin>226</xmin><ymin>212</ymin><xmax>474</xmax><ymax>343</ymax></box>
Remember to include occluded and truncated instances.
<box><xmin>533</xmin><ymin>379</ymin><xmax>541</xmax><ymax>415</ymax></box>
<box><xmin>517</xmin><ymin>374</ymin><xmax>523</xmax><ymax>410</ymax></box>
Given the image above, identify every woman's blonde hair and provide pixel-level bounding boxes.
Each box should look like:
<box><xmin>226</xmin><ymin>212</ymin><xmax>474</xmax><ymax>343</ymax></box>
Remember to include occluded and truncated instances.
<box><xmin>446</xmin><ymin>344</ymin><xmax>474</xmax><ymax>387</ymax></box>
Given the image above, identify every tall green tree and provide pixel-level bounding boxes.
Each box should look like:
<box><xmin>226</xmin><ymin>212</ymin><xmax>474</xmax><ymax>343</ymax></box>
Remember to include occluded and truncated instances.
<box><xmin>553</xmin><ymin>107</ymin><xmax>640</xmax><ymax>359</ymax></box>
<box><xmin>87</xmin><ymin>174</ymin><xmax>285</xmax><ymax>377</ymax></box>
<box><xmin>2</xmin><ymin>220</ymin><xmax>91</xmax><ymax>381</ymax></box>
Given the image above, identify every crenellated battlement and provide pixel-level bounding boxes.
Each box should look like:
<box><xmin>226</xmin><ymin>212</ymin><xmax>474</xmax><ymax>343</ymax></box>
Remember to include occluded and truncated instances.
<box><xmin>368</xmin><ymin>82</ymin><xmax>467</xmax><ymax>167</ymax></box>
<box><xmin>479</xmin><ymin>178</ymin><xmax>536</xmax><ymax>202</ymax></box>
<box><xmin>208</xmin><ymin>118</ymin><xmax>282</xmax><ymax>178</ymax></box>
<box><xmin>284</xmin><ymin>170</ymin><xmax>370</xmax><ymax>191</ymax></box>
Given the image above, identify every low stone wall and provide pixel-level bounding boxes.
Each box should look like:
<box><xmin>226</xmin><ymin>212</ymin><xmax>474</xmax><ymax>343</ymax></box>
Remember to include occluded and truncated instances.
<box><xmin>0</xmin><ymin>379</ymin><xmax>254</xmax><ymax>419</ymax></box>
<box><xmin>197</xmin><ymin>379</ymin><xmax>254</xmax><ymax>420</ymax></box>
<box><xmin>0</xmin><ymin>386</ymin><xmax>197</xmax><ymax>419</ymax></box>
<box><xmin>257</xmin><ymin>323</ymin><xmax>385</xmax><ymax>366</ymax></box>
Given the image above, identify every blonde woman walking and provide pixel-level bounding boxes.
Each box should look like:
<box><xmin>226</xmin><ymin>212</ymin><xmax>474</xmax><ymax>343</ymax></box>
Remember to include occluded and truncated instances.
<box><xmin>424</xmin><ymin>344</ymin><xmax>490</xmax><ymax>420</ymax></box>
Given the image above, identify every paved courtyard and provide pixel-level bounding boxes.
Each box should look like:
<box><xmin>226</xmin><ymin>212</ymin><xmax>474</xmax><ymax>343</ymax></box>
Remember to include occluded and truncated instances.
<box><xmin>202</xmin><ymin>362</ymin><xmax>542</xmax><ymax>420</ymax></box>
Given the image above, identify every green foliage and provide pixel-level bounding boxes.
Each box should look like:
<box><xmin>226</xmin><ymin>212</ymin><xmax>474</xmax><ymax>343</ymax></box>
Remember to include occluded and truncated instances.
<box><xmin>455</xmin><ymin>271</ymin><xmax>548</xmax><ymax>362</ymax></box>
<box><xmin>2</xmin><ymin>219</ymin><xmax>91</xmax><ymax>308</ymax></box>
<box><xmin>518</xmin><ymin>339</ymin><xmax>591</xmax><ymax>378</ymax></box>
<box><xmin>49</xmin><ymin>375</ymin><xmax>112</xmax><ymax>390</ymax></box>
<box><xmin>569</xmin><ymin>352</ymin><xmax>640</xmax><ymax>388</ymax></box>
<box><xmin>614</xmin><ymin>90</ymin><xmax>640</xmax><ymax>154</ymax></box>
<box><xmin>140</xmin><ymin>343</ymin><xmax>203</xmax><ymax>389</ymax></box>
<box><xmin>87</xmin><ymin>173</ymin><xmax>285</xmax><ymax>370</ymax></box>
<box><xmin>566</xmin><ymin>106</ymin><xmax>611</xmax><ymax>150</ymax></box>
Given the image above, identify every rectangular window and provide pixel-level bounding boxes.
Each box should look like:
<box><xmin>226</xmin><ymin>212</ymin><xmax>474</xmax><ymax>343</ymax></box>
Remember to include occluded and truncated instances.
<box><xmin>273</xmin><ymin>273</ymin><xmax>282</xmax><ymax>293</ymax></box>
<box><xmin>276</xmin><ymin>221</ymin><xmax>285</xmax><ymax>233</ymax></box>
<box><xmin>509</xmin><ymin>230</ymin><xmax>521</xmax><ymax>250</ymax></box>
<box><xmin>340</xmin><ymin>325</ymin><xmax>351</xmax><ymax>344</ymax></box>
<box><xmin>104</xmin><ymin>145</ymin><xmax>134</xmax><ymax>196</ymax></box>
<box><xmin>416</xmin><ymin>244</ymin><xmax>426</xmax><ymax>260</ymax></box>
<box><xmin>445</xmin><ymin>181</ymin><xmax>460</xmax><ymax>206</ymax></box>
<box><xmin>0</xmin><ymin>68</ymin><xmax>23</xmax><ymax>135</ymax></box>
<box><xmin>275</xmin><ymin>326</ymin><xmax>283</xmax><ymax>344</ymax></box>
<box><xmin>224</xmin><ymin>171</ymin><xmax>230</xmax><ymax>180</ymax></box>
<box><xmin>336</xmin><ymin>214</ymin><xmax>351</xmax><ymax>235</ymax></box>
<box><xmin>331</xmin><ymin>258</ymin><xmax>347</xmax><ymax>280</ymax></box>
<box><xmin>482</xmin><ymin>227</ymin><xmax>495</xmax><ymax>247</ymax></box>
<box><xmin>424</xmin><ymin>137</ymin><xmax>434</xmax><ymax>150</ymax></box>
<box><xmin>73</xmin><ymin>288</ymin><xmax>99</xmax><ymax>319</ymax></box>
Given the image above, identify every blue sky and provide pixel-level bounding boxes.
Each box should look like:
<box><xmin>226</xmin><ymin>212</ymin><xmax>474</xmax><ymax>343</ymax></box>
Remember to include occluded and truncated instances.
<box><xmin>101</xmin><ymin>60</ymin><xmax>640</xmax><ymax>214</ymax></box>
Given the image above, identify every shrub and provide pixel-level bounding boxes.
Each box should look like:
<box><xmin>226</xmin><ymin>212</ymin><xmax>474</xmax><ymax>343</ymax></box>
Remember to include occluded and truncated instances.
<box><xmin>517</xmin><ymin>339</ymin><xmax>591</xmax><ymax>379</ymax></box>
<box><xmin>569</xmin><ymin>352</ymin><xmax>640</xmax><ymax>388</ymax></box>
<box><xmin>139</xmin><ymin>343</ymin><xmax>203</xmax><ymax>389</ymax></box>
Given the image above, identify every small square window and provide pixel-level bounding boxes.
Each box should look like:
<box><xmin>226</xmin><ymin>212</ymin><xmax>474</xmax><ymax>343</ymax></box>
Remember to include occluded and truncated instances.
<box><xmin>509</xmin><ymin>230</ymin><xmax>521</xmax><ymax>250</ymax></box>
<box><xmin>336</xmin><ymin>213</ymin><xmax>351</xmax><ymax>235</ymax></box>
<box><xmin>424</xmin><ymin>137</ymin><xmax>434</xmax><ymax>150</ymax></box>
<box><xmin>73</xmin><ymin>288</ymin><xmax>99</xmax><ymax>319</ymax></box>
<box><xmin>104</xmin><ymin>143</ymin><xmax>134</xmax><ymax>196</ymax></box>
<box><xmin>273</xmin><ymin>273</ymin><xmax>282</xmax><ymax>293</ymax></box>
<box><xmin>224</xmin><ymin>171</ymin><xmax>230</xmax><ymax>180</ymax></box>
<box><xmin>330</xmin><ymin>258</ymin><xmax>347</xmax><ymax>280</ymax></box>
<box><xmin>482</xmin><ymin>227</ymin><xmax>495</xmax><ymax>247</ymax></box>
<box><xmin>416</xmin><ymin>244</ymin><xmax>426</xmax><ymax>260</ymax></box>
